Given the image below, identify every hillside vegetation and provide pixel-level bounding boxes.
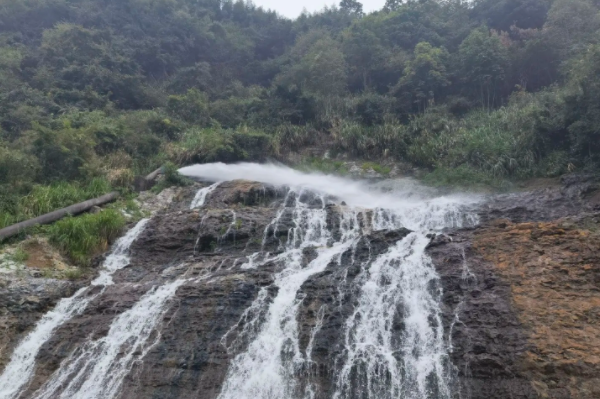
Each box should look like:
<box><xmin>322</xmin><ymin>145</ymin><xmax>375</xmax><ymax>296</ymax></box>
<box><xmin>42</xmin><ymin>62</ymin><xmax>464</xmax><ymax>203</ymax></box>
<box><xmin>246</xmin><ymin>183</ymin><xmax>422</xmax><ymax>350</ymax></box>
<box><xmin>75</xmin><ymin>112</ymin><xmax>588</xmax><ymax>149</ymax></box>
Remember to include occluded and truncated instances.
<box><xmin>1</xmin><ymin>0</ymin><xmax>600</xmax><ymax>228</ymax></box>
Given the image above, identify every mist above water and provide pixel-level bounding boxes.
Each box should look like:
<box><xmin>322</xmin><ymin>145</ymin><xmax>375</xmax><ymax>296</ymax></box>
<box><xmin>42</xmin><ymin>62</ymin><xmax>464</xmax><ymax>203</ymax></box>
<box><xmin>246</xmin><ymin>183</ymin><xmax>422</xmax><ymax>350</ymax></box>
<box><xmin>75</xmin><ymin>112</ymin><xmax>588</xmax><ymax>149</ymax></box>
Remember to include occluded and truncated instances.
<box><xmin>179</xmin><ymin>162</ymin><xmax>479</xmax><ymax>215</ymax></box>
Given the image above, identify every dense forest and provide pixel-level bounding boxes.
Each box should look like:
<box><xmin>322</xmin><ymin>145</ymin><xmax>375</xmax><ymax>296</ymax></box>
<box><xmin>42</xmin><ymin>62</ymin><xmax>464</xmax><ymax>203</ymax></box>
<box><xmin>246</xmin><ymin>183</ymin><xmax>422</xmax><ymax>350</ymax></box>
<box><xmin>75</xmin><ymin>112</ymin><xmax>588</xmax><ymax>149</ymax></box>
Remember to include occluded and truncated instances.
<box><xmin>1</xmin><ymin>0</ymin><xmax>600</xmax><ymax>254</ymax></box>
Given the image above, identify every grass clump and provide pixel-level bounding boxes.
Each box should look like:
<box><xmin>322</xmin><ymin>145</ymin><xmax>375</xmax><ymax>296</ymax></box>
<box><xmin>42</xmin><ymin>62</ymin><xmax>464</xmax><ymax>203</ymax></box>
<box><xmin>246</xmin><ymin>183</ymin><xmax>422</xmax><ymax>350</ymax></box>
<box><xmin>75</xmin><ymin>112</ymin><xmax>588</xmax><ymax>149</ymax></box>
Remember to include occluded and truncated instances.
<box><xmin>48</xmin><ymin>209</ymin><xmax>125</xmax><ymax>266</ymax></box>
<box><xmin>12</xmin><ymin>247</ymin><xmax>29</xmax><ymax>263</ymax></box>
<box><xmin>404</xmin><ymin>100</ymin><xmax>559</xmax><ymax>188</ymax></box>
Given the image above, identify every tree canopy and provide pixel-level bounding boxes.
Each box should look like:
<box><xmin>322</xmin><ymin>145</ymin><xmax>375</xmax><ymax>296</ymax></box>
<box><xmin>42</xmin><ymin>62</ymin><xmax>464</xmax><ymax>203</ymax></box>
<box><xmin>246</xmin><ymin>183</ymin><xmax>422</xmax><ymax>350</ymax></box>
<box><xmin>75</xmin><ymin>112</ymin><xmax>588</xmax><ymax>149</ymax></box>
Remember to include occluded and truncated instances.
<box><xmin>0</xmin><ymin>0</ymin><xmax>599</xmax><ymax>202</ymax></box>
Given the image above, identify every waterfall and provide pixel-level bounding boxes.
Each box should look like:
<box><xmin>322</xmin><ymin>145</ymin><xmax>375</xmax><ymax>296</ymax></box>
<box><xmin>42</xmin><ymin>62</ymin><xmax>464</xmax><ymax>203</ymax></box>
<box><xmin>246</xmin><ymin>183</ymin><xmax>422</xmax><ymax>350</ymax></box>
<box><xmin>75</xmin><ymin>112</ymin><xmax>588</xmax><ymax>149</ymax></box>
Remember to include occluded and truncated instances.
<box><xmin>31</xmin><ymin>278</ymin><xmax>186</xmax><ymax>399</ymax></box>
<box><xmin>190</xmin><ymin>182</ymin><xmax>221</xmax><ymax>209</ymax></box>
<box><xmin>1</xmin><ymin>163</ymin><xmax>479</xmax><ymax>399</ymax></box>
<box><xmin>182</xmin><ymin>163</ymin><xmax>480</xmax><ymax>399</ymax></box>
<box><xmin>334</xmin><ymin>233</ymin><xmax>450</xmax><ymax>399</ymax></box>
<box><xmin>218</xmin><ymin>193</ymin><xmax>362</xmax><ymax>399</ymax></box>
<box><xmin>0</xmin><ymin>219</ymin><xmax>149</xmax><ymax>399</ymax></box>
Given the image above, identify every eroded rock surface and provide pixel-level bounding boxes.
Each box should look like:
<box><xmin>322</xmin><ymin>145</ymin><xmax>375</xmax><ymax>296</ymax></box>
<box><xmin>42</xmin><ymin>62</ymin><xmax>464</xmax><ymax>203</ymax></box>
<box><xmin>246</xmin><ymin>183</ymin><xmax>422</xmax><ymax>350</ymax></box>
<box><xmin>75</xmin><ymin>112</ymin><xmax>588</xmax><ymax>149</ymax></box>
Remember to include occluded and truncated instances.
<box><xmin>429</xmin><ymin>174</ymin><xmax>600</xmax><ymax>399</ymax></box>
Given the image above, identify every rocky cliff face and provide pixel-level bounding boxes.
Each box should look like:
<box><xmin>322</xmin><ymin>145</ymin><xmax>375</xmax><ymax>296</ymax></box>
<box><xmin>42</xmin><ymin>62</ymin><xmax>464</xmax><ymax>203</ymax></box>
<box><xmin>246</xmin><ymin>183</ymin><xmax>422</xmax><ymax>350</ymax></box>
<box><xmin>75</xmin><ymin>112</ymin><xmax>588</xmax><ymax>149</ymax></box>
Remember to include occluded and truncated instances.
<box><xmin>431</xmin><ymin>175</ymin><xmax>600</xmax><ymax>399</ymax></box>
<box><xmin>2</xmin><ymin>174</ymin><xmax>600</xmax><ymax>399</ymax></box>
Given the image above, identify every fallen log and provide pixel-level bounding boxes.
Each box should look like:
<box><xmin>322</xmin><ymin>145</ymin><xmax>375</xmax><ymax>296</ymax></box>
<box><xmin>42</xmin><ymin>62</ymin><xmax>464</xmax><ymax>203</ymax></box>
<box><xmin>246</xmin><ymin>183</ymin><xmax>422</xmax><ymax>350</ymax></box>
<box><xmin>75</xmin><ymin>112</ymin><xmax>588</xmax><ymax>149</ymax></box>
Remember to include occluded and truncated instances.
<box><xmin>0</xmin><ymin>192</ymin><xmax>119</xmax><ymax>241</ymax></box>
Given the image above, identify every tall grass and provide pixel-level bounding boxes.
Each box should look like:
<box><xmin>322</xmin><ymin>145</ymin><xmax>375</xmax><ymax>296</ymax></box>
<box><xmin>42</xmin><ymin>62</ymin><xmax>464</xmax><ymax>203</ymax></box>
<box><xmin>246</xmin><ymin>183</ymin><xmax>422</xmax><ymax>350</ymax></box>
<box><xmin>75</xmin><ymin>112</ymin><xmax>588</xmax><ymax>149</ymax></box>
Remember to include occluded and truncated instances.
<box><xmin>0</xmin><ymin>178</ymin><xmax>112</xmax><ymax>229</ymax></box>
<box><xmin>406</xmin><ymin>102</ymin><xmax>548</xmax><ymax>186</ymax></box>
<box><xmin>332</xmin><ymin>121</ymin><xmax>409</xmax><ymax>159</ymax></box>
<box><xmin>48</xmin><ymin>209</ymin><xmax>125</xmax><ymax>266</ymax></box>
<box><xmin>273</xmin><ymin>124</ymin><xmax>319</xmax><ymax>154</ymax></box>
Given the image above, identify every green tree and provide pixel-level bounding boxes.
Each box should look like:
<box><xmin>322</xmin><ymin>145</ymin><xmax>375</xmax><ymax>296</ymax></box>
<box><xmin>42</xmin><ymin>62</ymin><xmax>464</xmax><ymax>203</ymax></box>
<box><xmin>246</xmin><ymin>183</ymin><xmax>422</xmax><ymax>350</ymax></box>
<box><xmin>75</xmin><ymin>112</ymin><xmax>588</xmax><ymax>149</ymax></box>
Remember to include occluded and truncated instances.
<box><xmin>458</xmin><ymin>27</ymin><xmax>509</xmax><ymax>109</ymax></box>
<box><xmin>471</xmin><ymin>0</ymin><xmax>552</xmax><ymax>31</ymax></box>
<box><xmin>342</xmin><ymin>23</ymin><xmax>390</xmax><ymax>91</ymax></box>
<box><xmin>543</xmin><ymin>0</ymin><xmax>600</xmax><ymax>61</ymax></box>
<box><xmin>167</xmin><ymin>89</ymin><xmax>211</xmax><ymax>127</ymax></box>
<box><xmin>395</xmin><ymin>42</ymin><xmax>450</xmax><ymax>111</ymax></box>
<box><xmin>276</xmin><ymin>34</ymin><xmax>348</xmax><ymax>97</ymax></box>
<box><xmin>34</xmin><ymin>23</ymin><xmax>148</xmax><ymax>109</ymax></box>
<box><xmin>340</xmin><ymin>0</ymin><xmax>364</xmax><ymax>16</ymax></box>
<box><xmin>564</xmin><ymin>43</ymin><xmax>600</xmax><ymax>164</ymax></box>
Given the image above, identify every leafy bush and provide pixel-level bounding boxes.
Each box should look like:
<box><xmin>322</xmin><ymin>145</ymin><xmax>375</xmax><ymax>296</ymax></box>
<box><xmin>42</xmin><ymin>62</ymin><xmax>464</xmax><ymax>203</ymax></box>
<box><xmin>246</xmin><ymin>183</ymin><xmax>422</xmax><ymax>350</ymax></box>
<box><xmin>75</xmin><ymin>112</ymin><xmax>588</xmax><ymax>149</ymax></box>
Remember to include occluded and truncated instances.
<box><xmin>423</xmin><ymin>165</ymin><xmax>511</xmax><ymax>190</ymax></box>
<box><xmin>48</xmin><ymin>209</ymin><xmax>125</xmax><ymax>266</ymax></box>
<box><xmin>0</xmin><ymin>145</ymin><xmax>40</xmax><ymax>186</ymax></box>
<box><xmin>167</xmin><ymin>88</ymin><xmax>211</xmax><ymax>127</ymax></box>
<box><xmin>23</xmin><ymin>123</ymin><xmax>99</xmax><ymax>182</ymax></box>
<box><xmin>274</xmin><ymin>124</ymin><xmax>319</xmax><ymax>154</ymax></box>
<box><xmin>232</xmin><ymin>128</ymin><xmax>275</xmax><ymax>161</ymax></box>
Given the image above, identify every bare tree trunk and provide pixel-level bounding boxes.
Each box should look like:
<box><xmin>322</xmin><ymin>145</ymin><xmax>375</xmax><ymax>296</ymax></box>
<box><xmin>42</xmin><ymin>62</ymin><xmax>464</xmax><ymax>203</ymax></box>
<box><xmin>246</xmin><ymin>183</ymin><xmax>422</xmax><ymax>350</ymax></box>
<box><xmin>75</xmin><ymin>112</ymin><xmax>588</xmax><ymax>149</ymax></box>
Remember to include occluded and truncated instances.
<box><xmin>0</xmin><ymin>192</ymin><xmax>119</xmax><ymax>241</ymax></box>
<box><xmin>134</xmin><ymin>166</ymin><xmax>164</xmax><ymax>192</ymax></box>
<box><xmin>145</xmin><ymin>167</ymin><xmax>164</xmax><ymax>182</ymax></box>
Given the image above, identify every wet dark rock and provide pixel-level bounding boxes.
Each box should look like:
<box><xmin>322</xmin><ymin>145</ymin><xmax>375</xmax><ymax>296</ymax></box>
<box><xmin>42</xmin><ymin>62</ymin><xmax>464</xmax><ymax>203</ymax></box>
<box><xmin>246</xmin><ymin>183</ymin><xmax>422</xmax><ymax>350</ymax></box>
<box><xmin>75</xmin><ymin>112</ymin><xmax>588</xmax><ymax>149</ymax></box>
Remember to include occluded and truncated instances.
<box><xmin>0</xmin><ymin>277</ymin><xmax>84</xmax><ymax>371</ymax></box>
<box><xmin>5</xmin><ymin>174</ymin><xmax>600</xmax><ymax>399</ymax></box>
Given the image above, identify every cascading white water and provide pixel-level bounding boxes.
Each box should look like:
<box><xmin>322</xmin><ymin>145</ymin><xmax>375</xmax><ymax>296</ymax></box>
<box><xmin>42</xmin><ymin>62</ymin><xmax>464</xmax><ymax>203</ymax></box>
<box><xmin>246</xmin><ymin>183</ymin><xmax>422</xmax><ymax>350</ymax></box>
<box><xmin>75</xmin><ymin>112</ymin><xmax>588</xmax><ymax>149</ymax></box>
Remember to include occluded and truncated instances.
<box><xmin>31</xmin><ymin>278</ymin><xmax>186</xmax><ymax>399</ymax></box>
<box><xmin>334</xmin><ymin>233</ymin><xmax>451</xmax><ymax>399</ymax></box>
<box><xmin>181</xmin><ymin>163</ymin><xmax>480</xmax><ymax>399</ymax></box>
<box><xmin>0</xmin><ymin>219</ymin><xmax>149</xmax><ymax>399</ymax></box>
<box><xmin>190</xmin><ymin>182</ymin><xmax>222</xmax><ymax>209</ymax></box>
<box><xmin>218</xmin><ymin>192</ymin><xmax>362</xmax><ymax>399</ymax></box>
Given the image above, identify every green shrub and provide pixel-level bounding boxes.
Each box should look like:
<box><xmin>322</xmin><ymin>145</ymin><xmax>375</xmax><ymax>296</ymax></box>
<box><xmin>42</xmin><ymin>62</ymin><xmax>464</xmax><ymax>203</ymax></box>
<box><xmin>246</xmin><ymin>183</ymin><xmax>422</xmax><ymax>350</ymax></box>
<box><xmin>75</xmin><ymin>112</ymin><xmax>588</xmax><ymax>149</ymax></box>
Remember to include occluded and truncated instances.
<box><xmin>274</xmin><ymin>124</ymin><xmax>319</xmax><ymax>154</ymax></box>
<box><xmin>48</xmin><ymin>209</ymin><xmax>125</xmax><ymax>266</ymax></box>
<box><xmin>232</xmin><ymin>128</ymin><xmax>275</xmax><ymax>161</ymax></box>
<box><xmin>24</xmin><ymin>123</ymin><xmax>98</xmax><ymax>182</ymax></box>
<box><xmin>407</xmin><ymin>104</ymin><xmax>540</xmax><ymax>179</ymax></box>
<box><xmin>167</xmin><ymin>88</ymin><xmax>211</xmax><ymax>127</ymax></box>
<box><xmin>0</xmin><ymin>145</ymin><xmax>40</xmax><ymax>186</ymax></box>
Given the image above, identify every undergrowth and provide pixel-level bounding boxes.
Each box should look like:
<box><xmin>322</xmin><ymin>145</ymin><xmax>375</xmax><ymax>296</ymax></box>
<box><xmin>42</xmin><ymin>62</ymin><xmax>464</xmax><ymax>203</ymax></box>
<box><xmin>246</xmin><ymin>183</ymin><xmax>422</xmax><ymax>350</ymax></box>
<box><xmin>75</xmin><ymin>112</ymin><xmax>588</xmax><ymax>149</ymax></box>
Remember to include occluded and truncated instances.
<box><xmin>47</xmin><ymin>209</ymin><xmax>125</xmax><ymax>266</ymax></box>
